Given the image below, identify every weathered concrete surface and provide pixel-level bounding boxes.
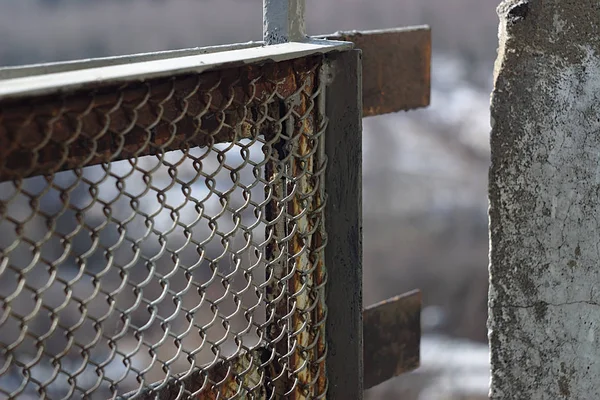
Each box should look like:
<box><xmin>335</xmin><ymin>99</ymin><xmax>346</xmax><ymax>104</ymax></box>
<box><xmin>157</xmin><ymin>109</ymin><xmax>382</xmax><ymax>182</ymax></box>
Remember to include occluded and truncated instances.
<box><xmin>490</xmin><ymin>1</ymin><xmax>600</xmax><ymax>399</ymax></box>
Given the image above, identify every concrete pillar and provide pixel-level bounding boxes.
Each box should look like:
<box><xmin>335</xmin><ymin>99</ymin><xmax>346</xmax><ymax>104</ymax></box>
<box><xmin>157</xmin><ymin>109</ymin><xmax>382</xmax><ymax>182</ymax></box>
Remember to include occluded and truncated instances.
<box><xmin>490</xmin><ymin>0</ymin><xmax>600</xmax><ymax>398</ymax></box>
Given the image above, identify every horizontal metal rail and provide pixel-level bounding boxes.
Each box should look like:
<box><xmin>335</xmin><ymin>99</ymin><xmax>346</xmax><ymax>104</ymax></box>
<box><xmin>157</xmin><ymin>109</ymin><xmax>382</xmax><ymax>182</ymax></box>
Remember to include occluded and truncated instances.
<box><xmin>0</xmin><ymin>39</ymin><xmax>352</xmax><ymax>101</ymax></box>
<box><xmin>0</xmin><ymin>42</ymin><xmax>262</xmax><ymax>81</ymax></box>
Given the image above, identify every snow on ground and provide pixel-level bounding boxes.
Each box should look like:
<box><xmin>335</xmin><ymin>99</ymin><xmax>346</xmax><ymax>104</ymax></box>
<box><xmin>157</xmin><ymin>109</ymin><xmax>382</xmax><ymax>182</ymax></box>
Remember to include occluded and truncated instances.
<box><xmin>418</xmin><ymin>334</ymin><xmax>490</xmax><ymax>400</ymax></box>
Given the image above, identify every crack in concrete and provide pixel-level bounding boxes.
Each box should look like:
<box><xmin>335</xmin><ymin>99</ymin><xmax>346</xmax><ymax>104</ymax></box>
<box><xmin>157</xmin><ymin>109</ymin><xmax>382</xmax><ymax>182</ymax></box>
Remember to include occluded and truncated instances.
<box><xmin>507</xmin><ymin>299</ymin><xmax>600</xmax><ymax>309</ymax></box>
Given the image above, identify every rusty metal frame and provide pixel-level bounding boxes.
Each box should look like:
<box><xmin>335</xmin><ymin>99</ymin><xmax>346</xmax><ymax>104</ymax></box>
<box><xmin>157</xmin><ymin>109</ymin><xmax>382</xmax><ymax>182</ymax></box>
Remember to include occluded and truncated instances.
<box><xmin>0</xmin><ymin>41</ymin><xmax>351</xmax><ymax>399</ymax></box>
<box><xmin>0</xmin><ymin>55</ymin><xmax>335</xmax><ymax>182</ymax></box>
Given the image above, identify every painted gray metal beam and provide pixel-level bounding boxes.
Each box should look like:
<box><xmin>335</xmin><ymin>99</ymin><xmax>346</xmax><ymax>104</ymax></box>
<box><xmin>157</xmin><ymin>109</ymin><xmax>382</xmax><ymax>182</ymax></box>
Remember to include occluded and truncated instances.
<box><xmin>0</xmin><ymin>42</ymin><xmax>262</xmax><ymax>81</ymax></box>
<box><xmin>0</xmin><ymin>39</ymin><xmax>351</xmax><ymax>101</ymax></box>
<box><xmin>263</xmin><ymin>0</ymin><xmax>306</xmax><ymax>45</ymax></box>
<box><xmin>324</xmin><ymin>49</ymin><xmax>363</xmax><ymax>399</ymax></box>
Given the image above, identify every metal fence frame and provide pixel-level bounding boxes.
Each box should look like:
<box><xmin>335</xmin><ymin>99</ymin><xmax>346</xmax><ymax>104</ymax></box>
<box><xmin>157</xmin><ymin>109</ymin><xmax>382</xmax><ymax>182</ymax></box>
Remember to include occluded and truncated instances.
<box><xmin>0</xmin><ymin>1</ymin><xmax>432</xmax><ymax>397</ymax></box>
<box><xmin>0</xmin><ymin>1</ymin><xmax>365</xmax><ymax>398</ymax></box>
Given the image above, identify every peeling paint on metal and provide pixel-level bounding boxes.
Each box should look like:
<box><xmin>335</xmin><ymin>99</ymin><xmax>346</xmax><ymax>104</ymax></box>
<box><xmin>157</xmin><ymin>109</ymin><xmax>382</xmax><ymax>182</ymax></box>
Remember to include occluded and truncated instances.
<box><xmin>263</xmin><ymin>0</ymin><xmax>307</xmax><ymax>45</ymax></box>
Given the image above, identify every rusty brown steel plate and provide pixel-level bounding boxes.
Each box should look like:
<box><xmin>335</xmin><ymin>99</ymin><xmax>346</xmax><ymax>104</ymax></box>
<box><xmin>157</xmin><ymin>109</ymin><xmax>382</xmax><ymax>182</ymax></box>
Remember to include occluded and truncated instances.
<box><xmin>363</xmin><ymin>289</ymin><xmax>421</xmax><ymax>389</ymax></box>
<box><xmin>324</xmin><ymin>26</ymin><xmax>431</xmax><ymax>117</ymax></box>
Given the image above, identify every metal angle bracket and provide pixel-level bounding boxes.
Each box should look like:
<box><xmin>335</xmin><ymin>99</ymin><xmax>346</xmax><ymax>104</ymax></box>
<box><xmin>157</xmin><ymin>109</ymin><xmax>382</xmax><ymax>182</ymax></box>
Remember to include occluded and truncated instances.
<box><xmin>363</xmin><ymin>289</ymin><xmax>421</xmax><ymax>390</ymax></box>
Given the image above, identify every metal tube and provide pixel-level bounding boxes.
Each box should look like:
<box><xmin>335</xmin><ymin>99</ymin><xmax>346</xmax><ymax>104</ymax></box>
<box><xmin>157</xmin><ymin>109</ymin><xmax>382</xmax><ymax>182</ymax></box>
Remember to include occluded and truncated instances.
<box><xmin>263</xmin><ymin>0</ymin><xmax>307</xmax><ymax>45</ymax></box>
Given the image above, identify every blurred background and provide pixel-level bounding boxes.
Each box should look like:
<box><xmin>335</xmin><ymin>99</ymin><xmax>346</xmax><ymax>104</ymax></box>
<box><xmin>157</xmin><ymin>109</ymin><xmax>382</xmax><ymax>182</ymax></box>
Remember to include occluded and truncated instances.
<box><xmin>0</xmin><ymin>1</ymin><xmax>498</xmax><ymax>399</ymax></box>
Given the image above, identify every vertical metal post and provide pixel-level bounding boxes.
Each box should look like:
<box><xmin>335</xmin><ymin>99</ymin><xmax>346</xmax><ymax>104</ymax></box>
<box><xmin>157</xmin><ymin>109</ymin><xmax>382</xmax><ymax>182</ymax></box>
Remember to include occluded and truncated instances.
<box><xmin>323</xmin><ymin>50</ymin><xmax>364</xmax><ymax>399</ymax></box>
<box><xmin>263</xmin><ymin>0</ymin><xmax>307</xmax><ymax>45</ymax></box>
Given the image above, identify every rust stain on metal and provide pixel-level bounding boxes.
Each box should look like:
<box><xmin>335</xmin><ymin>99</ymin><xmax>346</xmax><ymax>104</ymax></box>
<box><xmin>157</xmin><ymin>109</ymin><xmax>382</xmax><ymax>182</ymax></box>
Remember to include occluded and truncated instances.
<box><xmin>287</xmin><ymin>62</ymin><xmax>317</xmax><ymax>400</ymax></box>
<box><xmin>312</xmin><ymin>75</ymin><xmax>328</xmax><ymax>398</ymax></box>
<box><xmin>324</xmin><ymin>26</ymin><xmax>431</xmax><ymax>117</ymax></box>
<box><xmin>193</xmin><ymin>351</ymin><xmax>265</xmax><ymax>400</ymax></box>
<box><xmin>264</xmin><ymin>130</ymin><xmax>290</xmax><ymax>400</ymax></box>
<box><xmin>363</xmin><ymin>289</ymin><xmax>421</xmax><ymax>390</ymax></box>
<box><xmin>263</xmin><ymin>57</ymin><xmax>326</xmax><ymax>399</ymax></box>
<box><xmin>0</xmin><ymin>57</ymin><xmax>321</xmax><ymax>182</ymax></box>
<box><xmin>141</xmin><ymin>349</ymin><xmax>266</xmax><ymax>400</ymax></box>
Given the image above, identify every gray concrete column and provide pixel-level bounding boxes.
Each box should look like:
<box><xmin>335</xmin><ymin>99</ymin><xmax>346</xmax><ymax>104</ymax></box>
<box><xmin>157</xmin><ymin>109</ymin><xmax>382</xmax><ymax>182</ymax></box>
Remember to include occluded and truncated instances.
<box><xmin>490</xmin><ymin>1</ymin><xmax>600</xmax><ymax>398</ymax></box>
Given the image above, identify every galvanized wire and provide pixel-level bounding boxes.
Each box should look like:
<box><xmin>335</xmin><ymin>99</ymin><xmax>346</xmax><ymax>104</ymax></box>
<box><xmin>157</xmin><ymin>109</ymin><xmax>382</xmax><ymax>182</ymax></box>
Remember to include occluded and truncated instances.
<box><xmin>0</xmin><ymin>56</ymin><xmax>328</xmax><ymax>399</ymax></box>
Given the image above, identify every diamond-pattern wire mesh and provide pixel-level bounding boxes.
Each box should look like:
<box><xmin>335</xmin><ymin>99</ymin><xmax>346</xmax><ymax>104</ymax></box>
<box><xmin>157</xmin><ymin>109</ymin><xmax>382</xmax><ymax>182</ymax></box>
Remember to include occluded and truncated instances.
<box><xmin>0</xmin><ymin>55</ymin><xmax>328</xmax><ymax>399</ymax></box>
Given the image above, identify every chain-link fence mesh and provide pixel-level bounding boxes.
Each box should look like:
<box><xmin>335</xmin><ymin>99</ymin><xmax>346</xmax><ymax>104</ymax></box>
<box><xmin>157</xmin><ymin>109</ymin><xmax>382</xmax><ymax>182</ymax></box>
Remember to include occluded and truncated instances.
<box><xmin>0</xmin><ymin>55</ymin><xmax>328</xmax><ymax>399</ymax></box>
